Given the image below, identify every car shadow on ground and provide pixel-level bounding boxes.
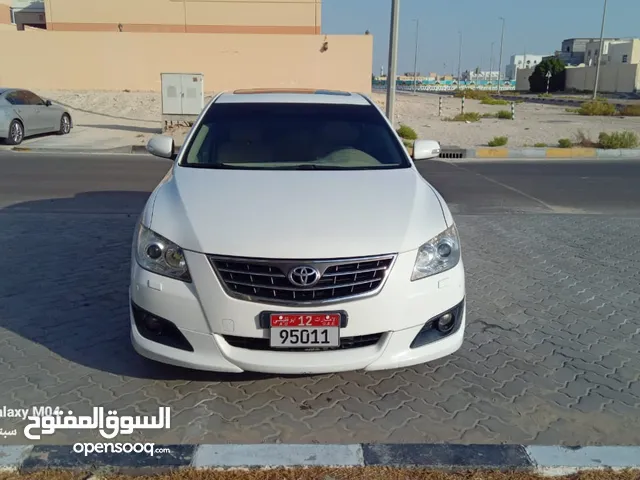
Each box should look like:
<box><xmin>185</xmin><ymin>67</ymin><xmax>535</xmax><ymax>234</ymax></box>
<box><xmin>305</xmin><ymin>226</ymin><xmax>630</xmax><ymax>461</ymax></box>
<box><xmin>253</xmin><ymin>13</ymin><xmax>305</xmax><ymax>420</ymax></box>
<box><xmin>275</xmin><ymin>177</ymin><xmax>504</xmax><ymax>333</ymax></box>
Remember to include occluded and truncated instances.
<box><xmin>0</xmin><ymin>191</ymin><xmax>288</xmax><ymax>382</ymax></box>
<box><xmin>1</xmin><ymin>131</ymin><xmax>61</xmax><ymax>145</ymax></box>
<box><xmin>78</xmin><ymin>124</ymin><xmax>162</xmax><ymax>134</ymax></box>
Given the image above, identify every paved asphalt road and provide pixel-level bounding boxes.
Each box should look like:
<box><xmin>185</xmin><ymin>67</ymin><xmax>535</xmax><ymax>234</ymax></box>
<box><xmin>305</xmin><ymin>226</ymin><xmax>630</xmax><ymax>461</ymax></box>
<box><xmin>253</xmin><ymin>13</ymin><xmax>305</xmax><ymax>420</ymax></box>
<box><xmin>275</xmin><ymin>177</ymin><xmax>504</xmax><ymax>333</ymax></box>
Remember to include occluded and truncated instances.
<box><xmin>1</xmin><ymin>151</ymin><xmax>640</xmax><ymax>446</ymax></box>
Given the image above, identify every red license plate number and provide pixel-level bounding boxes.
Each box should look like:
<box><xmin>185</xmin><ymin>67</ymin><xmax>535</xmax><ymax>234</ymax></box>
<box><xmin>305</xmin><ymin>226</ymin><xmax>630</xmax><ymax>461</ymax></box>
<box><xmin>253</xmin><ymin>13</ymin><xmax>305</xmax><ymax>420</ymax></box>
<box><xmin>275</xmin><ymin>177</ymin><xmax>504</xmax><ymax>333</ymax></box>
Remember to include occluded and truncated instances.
<box><xmin>270</xmin><ymin>313</ymin><xmax>341</xmax><ymax>328</ymax></box>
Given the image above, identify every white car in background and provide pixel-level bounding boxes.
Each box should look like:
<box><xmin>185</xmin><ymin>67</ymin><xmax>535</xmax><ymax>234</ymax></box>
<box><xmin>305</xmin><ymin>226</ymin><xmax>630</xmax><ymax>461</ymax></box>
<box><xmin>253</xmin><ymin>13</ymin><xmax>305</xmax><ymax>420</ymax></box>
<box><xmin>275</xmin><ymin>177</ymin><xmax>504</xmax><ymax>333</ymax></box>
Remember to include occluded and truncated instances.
<box><xmin>131</xmin><ymin>88</ymin><xmax>465</xmax><ymax>374</ymax></box>
<box><xmin>0</xmin><ymin>88</ymin><xmax>72</xmax><ymax>145</ymax></box>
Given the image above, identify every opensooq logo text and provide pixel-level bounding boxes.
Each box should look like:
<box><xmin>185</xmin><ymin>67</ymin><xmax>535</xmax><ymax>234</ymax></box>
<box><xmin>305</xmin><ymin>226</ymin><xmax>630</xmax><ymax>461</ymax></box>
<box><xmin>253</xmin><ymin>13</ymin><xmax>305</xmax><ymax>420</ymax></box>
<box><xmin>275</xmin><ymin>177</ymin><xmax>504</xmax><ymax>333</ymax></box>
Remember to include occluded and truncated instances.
<box><xmin>73</xmin><ymin>443</ymin><xmax>168</xmax><ymax>457</ymax></box>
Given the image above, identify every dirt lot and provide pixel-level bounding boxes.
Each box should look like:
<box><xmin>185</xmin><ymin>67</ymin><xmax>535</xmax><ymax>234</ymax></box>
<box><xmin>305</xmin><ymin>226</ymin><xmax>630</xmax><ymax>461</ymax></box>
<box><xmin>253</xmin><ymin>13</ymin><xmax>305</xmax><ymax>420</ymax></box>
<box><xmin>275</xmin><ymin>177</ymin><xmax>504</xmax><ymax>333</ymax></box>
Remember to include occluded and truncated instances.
<box><xmin>2</xmin><ymin>469</ymin><xmax>640</xmax><ymax>480</ymax></box>
<box><xmin>29</xmin><ymin>89</ymin><xmax>640</xmax><ymax>149</ymax></box>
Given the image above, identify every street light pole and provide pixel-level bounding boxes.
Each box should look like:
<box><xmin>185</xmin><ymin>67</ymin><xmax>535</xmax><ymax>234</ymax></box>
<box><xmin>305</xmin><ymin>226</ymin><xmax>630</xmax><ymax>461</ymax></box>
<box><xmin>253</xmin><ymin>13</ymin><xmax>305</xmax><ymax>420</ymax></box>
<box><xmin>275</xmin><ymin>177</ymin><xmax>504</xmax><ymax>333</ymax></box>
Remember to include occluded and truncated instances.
<box><xmin>385</xmin><ymin>0</ymin><xmax>400</xmax><ymax>122</ymax></box>
<box><xmin>593</xmin><ymin>0</ymin><xmax>608</xmax><ymax>100</ymax></box>
<box><xmin>490</xmin><ymin>41</ymin><xmax>495</xmax><ymax>87</ymax></box>
<box><xmin>497</xmin><ymin>17</ymin><xmax>505</xmax><ymax>94</ymax></box>
<box><xmin>457</xmin><ymin>31</ymin><xmax>463</xmax><ymax>87</ymax></box>
<box><xmin>412</xmin><ymin>19</ymin><xmax>419</xmax><ymax>93</ymax></box>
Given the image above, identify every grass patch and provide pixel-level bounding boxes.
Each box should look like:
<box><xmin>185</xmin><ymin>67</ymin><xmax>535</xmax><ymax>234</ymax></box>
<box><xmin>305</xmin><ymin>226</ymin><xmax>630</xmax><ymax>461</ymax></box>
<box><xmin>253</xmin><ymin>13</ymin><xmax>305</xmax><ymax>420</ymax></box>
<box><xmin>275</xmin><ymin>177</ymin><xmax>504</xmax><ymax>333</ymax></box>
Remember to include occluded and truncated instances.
<box><xmin>496</xmin><ymin>110</ymin><xmax>513</xmax><ymax>119</ymax></box>
<box><xmin>534</xmin><ymin>142</ymin><xmax>548</xmax><ymax>147</ymax></box>
<box><xmin>558</xmin><ymin>138</ymin><xmax>572</xmax><ymax>148</ymax></box>
<box><xmin>565</xmin><ymin>107</ymin><xmax>580</xmax><ymax>113</ymax></box>
<box><xmin>396</xmin><ymin>124</ymin><xmax>418</xmax><ymax>140</ymax></box>
<box><xmin>445</xmin><ymin>112</ymin><xmax>482</xmax><ymax>122</ymax></box>
<box><xmin>578</xmin><ymin>99</ymin><xmax>617</xmax><ymax>116</ymax></box>
<box><xmin>453</xmin><ymin>89</ymin><xmax>490</xmax><ymax>100</ymax></box>
<box><xmin>598</xmin><ymin>131</ymin><xmax>639</xmax><ymax>149</ymax></box>
<box><xmin>538</xmin><ymin>93</ymin><xmax>553</xmax><ymax>98</ymax></box>
<box><xmin>481</xmin><ymin>97</ymin><xmax>509</xmax><ymax>105</ymax></box>
<box><xmin>619</xmin><ymin>105</ymin><xmax>640</xmax><ymax>116</ymax></box>
<box><xmin>488</xmin><ymin>136</ymin><xmax>508</xmax><ymax>147</ymax></box>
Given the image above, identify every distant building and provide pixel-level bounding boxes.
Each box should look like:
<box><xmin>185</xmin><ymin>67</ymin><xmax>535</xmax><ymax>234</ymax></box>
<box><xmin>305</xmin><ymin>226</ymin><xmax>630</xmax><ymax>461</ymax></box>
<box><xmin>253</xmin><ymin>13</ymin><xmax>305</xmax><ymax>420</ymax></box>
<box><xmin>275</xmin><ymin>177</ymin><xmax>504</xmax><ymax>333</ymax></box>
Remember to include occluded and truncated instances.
<box><xmin>505</xmin><ymin>54</ymin><xmax>549</xmax><ymax>80</ymax></box>
<box><xmin>584</xmin><ymin>38</ymin><xmax>640</xmax><ymax>66</ymax></box>
<box><xmin>557</xmin><ymin>37</ymin><xmax>623</xmax><ymax>65</ymax></box>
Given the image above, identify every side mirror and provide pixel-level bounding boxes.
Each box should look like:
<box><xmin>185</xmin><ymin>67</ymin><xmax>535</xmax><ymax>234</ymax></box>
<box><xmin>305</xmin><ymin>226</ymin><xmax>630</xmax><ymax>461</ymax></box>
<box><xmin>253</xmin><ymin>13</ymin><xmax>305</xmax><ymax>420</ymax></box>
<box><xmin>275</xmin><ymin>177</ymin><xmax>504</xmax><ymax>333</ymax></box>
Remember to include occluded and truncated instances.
<box><xmin>45</xmin><ymin>100</ymin><xmax>52</xmax><ymax>107</ymax></box>
<box><xmin>412</xmin><ymin>139</ymin><xmax>441</xmax><ymax>160</ymax></box>
<box><xmin>147</xmin><ymin>135</ymin><xmax>176</xmax><ymax>160</ymax></box>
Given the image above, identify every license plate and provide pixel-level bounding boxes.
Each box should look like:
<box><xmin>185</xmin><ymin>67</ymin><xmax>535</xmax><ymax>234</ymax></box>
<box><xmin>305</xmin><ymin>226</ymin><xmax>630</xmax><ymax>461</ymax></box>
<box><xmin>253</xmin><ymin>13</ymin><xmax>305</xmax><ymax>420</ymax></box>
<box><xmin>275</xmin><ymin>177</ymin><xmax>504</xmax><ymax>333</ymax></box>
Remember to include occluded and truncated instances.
<box><xmin>269</xmin><ymin>313</ymin><xmax>340</xmax><ymax>348</ymax></box>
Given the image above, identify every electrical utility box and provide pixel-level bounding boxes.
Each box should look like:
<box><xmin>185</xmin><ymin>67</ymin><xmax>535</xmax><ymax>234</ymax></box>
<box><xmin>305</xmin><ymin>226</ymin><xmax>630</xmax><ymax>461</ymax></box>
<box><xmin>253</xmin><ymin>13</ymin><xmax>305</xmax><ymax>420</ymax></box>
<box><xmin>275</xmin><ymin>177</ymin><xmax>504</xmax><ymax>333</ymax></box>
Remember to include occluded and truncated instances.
<box><xmin>160</xmin><ymin>73</ymin><xmax>204</xmax><ymax>128</ymax></box>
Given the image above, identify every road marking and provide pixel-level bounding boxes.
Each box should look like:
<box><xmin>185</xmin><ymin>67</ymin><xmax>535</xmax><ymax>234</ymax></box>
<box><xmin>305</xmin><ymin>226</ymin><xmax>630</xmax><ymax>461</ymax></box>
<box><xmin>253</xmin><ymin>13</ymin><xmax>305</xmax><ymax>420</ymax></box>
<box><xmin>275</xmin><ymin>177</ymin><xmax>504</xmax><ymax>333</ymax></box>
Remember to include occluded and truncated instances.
<box><xmin>446</xmin><ymin>162</ymin><xmax>558</xmax><ymax>213</ymax></box>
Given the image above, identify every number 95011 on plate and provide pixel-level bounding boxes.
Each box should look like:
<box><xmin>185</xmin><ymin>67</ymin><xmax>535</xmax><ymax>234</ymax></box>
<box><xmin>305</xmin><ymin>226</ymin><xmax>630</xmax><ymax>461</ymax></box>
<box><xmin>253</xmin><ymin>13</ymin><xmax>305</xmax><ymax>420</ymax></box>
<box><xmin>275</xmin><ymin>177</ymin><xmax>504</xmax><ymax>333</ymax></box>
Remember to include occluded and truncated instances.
<box><xmin>269</xmin><ymin>313</ymin><xmax>341</xmax><ymax>348</ymax></box>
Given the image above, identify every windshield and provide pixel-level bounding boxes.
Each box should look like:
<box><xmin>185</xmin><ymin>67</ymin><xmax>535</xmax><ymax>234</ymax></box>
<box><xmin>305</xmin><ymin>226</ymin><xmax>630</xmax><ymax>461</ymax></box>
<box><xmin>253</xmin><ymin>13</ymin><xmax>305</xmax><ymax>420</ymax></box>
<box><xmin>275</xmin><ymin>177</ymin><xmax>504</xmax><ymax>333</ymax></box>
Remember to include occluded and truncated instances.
<box><xmin>179</xmin><ymin>101</ymin><xmax>411</xmax><ymax>170</ymax></box>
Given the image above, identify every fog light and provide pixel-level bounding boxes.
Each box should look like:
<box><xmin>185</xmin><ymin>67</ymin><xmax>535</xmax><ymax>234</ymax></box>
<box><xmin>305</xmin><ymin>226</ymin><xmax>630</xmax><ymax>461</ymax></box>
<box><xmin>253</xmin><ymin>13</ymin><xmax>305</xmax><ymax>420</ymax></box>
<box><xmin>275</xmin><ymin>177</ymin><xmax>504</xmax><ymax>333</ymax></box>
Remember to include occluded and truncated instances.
<box><xmin>436</xmin><ymin>313</ymin><xmax>455</xmax><ymax>333</ymax></box>
<box><xmin>144</xmin><ymin>314</ymin><xmax>163</xmax><ymax>334</ymax></box>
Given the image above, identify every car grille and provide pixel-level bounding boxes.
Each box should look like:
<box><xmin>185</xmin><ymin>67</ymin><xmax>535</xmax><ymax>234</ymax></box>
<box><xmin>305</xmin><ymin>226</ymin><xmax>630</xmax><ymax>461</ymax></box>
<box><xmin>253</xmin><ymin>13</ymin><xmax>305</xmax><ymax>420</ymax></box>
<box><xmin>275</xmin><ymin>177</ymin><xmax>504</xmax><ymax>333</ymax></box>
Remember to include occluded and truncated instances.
<box><xmin>222</xmin><ymin>333</ymin><xmax>384</xmax><ymax>351</ymax></box>
<box><xmin>208</xmin><ymin>254</ymin><xmax>396</xmax><ymax>305</ymax></box>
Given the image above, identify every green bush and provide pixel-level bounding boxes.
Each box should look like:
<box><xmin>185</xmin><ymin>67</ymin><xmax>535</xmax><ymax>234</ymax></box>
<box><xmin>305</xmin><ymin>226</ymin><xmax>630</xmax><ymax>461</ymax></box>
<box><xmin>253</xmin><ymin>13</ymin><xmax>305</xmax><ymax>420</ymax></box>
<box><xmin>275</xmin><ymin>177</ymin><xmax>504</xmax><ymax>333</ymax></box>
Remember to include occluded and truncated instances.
<box><xmin>619</xmin><ymin>105</ymin><xmax>640</xmax><ymax>116</ymax></box>
<box><xmin>558</xmin><ymin>138</ymin><xmax>572</xmax><ymax>148</ymax></box>
<box><xmin>396</xmin><ymin>124</ymin><xmax>418</xmax><ymax>140</ymax></box>
<box><xmin>578</xmin><ymin>100</ymin><xmax>617</xmax><ymax>116</ymax></box>
<box><xmin>534</xmin><ymin>143</ymin><xmax>548</xmax><ymax>147</ymax></box>
<box><xmin>481</xmin><ymin>97</ymin><xmax>509</xmax><ymax>105</ymax></box>
<box><xmin>598</xmin><ymin>131</ymin><xmax>639</xmax><ymax>149</ymax></box>
<box><xmin>481</xmin><ymin>112</ymin><xmax>497</xmax><ymax>118</ymax></box>
<box><xmin>453</xmin><ymin>90</ymin><xmax>490</xmax><ymax>100</ymax></box>
<box><xmin>496</xmin><ymin>110</ymin><xmax>513</xmax><ymax>119</ymax></box>
<box><xmin>446</xmin><ymin>112</ymin><xmax>482</xmax><ymax>122</ymax></box>
<box><xmin>488</xmin><ymin>136</ymin><xmax>508</xmax><ymax>147</ymax></box>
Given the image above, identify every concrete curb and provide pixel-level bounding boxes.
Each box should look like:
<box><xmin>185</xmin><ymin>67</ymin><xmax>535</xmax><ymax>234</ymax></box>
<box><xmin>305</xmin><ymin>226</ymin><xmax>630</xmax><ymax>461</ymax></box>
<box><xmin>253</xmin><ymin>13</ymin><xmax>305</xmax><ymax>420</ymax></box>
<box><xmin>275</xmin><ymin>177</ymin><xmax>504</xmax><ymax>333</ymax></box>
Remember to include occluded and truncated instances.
<box><xmin>2</xmin><ymin>444</ymin><xmax>640</xmax><ymax>476</ymax></box>
<box><xmin>462</xmin><ymin>147</ymin><xmax>640</xmax><ymax>159</ymax></box>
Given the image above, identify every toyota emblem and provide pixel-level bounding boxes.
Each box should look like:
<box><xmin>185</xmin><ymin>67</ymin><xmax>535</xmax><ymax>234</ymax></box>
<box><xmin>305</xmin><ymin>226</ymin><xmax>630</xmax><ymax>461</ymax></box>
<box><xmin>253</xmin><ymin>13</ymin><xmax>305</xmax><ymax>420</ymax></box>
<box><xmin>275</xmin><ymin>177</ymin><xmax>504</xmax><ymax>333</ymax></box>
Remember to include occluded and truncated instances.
<box><xmin>288</xmin><ymin>266</ymin><xmax>321</xmax><ymax>288</ymax></box>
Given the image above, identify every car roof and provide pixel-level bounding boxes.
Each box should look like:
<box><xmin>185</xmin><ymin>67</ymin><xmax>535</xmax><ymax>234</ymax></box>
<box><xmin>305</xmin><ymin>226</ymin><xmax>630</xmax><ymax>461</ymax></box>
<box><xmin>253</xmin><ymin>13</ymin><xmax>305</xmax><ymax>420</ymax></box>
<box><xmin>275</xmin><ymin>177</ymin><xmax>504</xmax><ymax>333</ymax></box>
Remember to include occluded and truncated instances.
<box><xmin>215</xmin><ymin>89</ymin><xmax>371</xmax><ymax>106</ymax></box>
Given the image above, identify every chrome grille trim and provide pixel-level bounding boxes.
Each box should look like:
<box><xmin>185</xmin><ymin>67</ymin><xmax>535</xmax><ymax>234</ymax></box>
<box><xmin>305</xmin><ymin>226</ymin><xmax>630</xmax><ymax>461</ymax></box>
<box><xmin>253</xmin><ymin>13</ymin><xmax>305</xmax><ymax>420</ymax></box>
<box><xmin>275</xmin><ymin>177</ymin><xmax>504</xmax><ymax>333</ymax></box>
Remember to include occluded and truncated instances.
<box><xmin>208</xmin><ymin>253</ymin><xmax>397</xmax><ymax>306</ymax></box>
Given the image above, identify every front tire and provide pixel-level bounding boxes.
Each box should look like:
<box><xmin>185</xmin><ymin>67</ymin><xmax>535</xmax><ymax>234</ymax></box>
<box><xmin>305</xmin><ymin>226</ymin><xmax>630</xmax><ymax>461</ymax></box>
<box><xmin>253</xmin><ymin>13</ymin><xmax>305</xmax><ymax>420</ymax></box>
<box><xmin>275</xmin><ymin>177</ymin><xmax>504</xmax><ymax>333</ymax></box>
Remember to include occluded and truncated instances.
<box><xmin>58</xmin><ymin>114</ymin><xmax>71</xmax><ymax>135</ymax></box>
<box><xmin>6</xmin><ymin>120</ymin><xmax>24</xmax><ymax>145</ymax></box>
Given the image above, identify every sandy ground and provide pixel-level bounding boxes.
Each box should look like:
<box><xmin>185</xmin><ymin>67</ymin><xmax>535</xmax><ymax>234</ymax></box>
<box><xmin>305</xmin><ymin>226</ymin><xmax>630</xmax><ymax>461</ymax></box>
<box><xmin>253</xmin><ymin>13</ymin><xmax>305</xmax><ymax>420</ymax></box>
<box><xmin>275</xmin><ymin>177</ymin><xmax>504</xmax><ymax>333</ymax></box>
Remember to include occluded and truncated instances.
<box><xmin>370</xmin><ymin>92</ymin><xmax>640</xmax><ymax>148</ymax></box>
<box><xmin>2</xmin><ymin>469</ymin><xmax>640</xmax><ymax>480</ymax></box>
<box><xmin>6</xmin><ymin>89</ymin><xmax>640</xmax><ymax>150</ymax></box>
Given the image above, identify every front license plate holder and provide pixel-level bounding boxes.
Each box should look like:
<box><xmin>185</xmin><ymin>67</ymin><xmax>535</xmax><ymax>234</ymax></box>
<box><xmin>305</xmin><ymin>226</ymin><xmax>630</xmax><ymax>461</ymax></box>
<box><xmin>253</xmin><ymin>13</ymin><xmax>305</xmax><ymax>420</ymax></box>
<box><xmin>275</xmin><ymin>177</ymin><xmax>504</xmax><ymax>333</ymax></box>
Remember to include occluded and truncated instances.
<box><xmin>260</xmin><ymin>311</ymin><xmax>348</xmax><ymax>349</ymax></box>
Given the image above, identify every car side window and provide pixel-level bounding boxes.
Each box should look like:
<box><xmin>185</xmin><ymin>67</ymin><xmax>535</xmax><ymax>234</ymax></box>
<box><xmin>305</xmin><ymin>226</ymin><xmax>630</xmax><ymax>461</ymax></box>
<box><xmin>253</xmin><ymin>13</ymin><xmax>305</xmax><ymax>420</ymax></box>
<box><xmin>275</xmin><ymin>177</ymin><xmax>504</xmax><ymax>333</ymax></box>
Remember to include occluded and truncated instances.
<box><xmin>22</xmin><ymin>91</ymin><xmax>44</xmax><ymax>106</ymax></box>
<box><xmin>5</xmin><ymin>92</ymin><xmax>21</xmax><ymax>105</ymax></box>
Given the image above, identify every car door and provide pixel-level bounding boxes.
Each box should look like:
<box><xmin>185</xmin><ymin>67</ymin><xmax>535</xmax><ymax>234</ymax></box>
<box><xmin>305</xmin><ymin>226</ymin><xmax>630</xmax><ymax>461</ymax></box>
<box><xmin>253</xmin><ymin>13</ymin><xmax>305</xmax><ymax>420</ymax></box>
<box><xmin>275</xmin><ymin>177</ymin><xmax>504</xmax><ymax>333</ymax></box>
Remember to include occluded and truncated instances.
<box><xmin>29</xmin><ymin>91</ymin><xmax>59</xmax><ymax>132</ymax></box>
<box><xmin>21</xmin><ymin>90</ymin><xmax>51</xmax><ymax>134</ymax></box>
<box><xmin>7</xmin><ymin>90</ymin><xmax>40</xmax><ymax>136</ymax></box>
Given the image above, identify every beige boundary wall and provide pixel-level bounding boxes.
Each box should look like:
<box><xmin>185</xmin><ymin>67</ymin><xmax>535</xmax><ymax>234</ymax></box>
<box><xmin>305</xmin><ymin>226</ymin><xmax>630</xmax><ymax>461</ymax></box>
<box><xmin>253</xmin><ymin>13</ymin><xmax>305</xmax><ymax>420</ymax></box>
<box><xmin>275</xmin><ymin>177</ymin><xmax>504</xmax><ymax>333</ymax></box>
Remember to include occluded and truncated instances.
<box><xmin>0</xmin><ymin>30</ymin><xmax>373</xmax><ymax>93</ymax></box>
<box><xmin>516</xmin><ymin>64</ymin><xmax>639</xmax><ymax>94</ymax></box>
<box><xmin>565</xmin><ymin>64</ymin><xmax>640</xmax><ymax>94</ymax></box>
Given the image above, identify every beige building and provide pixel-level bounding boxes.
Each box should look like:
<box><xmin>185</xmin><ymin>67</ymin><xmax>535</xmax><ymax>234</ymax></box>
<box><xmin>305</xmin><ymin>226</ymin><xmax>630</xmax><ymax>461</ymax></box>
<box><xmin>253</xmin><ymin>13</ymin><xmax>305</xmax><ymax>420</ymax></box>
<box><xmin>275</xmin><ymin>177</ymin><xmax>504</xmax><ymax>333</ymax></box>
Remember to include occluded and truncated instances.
<box><xmin>0</xmin><ymin>0</ymin><xmax>372</xmax><ymax>93</ymax></box>
<box><xmin>4</xmin><ymin>0</ymin><xmax>321</xmax><ymax>33</ymax></box>
<box><xmin>584</xmin><ymin>39</ymin><xmax>640</xmax><ymax>67</ymax></box>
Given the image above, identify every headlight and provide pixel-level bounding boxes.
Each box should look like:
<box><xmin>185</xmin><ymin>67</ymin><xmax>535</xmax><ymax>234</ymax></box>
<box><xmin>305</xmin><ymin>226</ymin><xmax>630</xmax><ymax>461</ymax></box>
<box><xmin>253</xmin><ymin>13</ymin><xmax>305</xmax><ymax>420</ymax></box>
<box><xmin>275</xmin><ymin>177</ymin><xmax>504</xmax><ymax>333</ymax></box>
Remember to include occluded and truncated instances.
<box><xmin>134</xmin><ymin>224</ymin><xmax>191</xmax><ymax>282</ymax></box>
<box><xmin>411</xmin><ymin>224</ymin><xmax>461</xmax><ymax>281</ymax></box>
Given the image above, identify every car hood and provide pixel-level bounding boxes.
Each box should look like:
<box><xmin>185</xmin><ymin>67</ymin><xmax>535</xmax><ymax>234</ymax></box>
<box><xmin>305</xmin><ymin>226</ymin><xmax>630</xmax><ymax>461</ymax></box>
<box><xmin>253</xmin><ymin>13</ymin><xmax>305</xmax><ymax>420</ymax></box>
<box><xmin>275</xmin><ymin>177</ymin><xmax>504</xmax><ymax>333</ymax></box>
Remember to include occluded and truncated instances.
<box><xmin>147</xmin><ymin>166</ymin><xmax>449</xmax><ymax>258</ymax></box>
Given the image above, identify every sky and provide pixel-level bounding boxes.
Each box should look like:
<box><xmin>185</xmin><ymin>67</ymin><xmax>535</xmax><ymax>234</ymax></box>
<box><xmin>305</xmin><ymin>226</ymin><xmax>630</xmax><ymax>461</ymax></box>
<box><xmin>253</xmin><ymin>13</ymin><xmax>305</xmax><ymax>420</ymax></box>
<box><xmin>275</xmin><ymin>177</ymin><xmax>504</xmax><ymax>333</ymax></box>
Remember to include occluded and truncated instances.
<box><xmin>321</xmin><ymin>0</ymin><xmax>640</xmax><ymax>76</ymax></box>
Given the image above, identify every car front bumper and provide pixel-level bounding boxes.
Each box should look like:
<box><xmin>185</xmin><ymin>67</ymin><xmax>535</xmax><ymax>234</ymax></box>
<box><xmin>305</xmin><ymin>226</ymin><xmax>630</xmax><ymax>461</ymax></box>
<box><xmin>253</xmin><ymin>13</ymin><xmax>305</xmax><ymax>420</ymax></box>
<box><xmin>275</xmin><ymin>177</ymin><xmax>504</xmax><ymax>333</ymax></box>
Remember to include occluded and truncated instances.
<box><xmin>130</xmin><ymin>249</ymin><xmax>466</xmax><ymax>374</ymax></box>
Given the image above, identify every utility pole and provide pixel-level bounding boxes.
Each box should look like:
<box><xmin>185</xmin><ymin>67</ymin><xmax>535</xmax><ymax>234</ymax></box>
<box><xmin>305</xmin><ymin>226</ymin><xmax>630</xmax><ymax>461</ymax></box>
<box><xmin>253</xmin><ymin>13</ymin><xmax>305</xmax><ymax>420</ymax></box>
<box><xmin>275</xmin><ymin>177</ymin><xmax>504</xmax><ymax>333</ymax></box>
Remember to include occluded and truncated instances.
<box><xmin>490</xmin><ymin>41</ymin><xmax>495</xmax><ymax>87</ymax></box>
<box><xmin>412</xmin><ymin>19</ymin><xmax>419</xmax><ymax>93</ymax></box>
<box><xmin>593</xmin><ymin>0</ymin><xmax>608</xmax><ymax>100</ymax></box>
<box><xmin>457</xmin><ymin>31</ymin><xmax>463</xmax><ymax>86</ymax></box>
<box><xmin>386</xmin><ymin>0</ymin><xmax>400</xmax><ymax>122</ymax></box>
<box><xmin>497</xmin><ymin>17</ymin><xmax>505</xmax><ymax>94</ymax></box>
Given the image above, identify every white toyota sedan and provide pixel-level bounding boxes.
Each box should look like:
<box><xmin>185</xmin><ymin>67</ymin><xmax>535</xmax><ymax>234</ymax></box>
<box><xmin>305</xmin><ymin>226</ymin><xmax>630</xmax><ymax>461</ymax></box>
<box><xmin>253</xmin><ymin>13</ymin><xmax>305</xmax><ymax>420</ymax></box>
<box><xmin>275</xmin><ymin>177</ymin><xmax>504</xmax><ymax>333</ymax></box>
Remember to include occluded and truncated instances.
<box><xmin>131</xmin><ymin>88</ymin><xmax>466</xmax><ymax>374</ymax></box>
